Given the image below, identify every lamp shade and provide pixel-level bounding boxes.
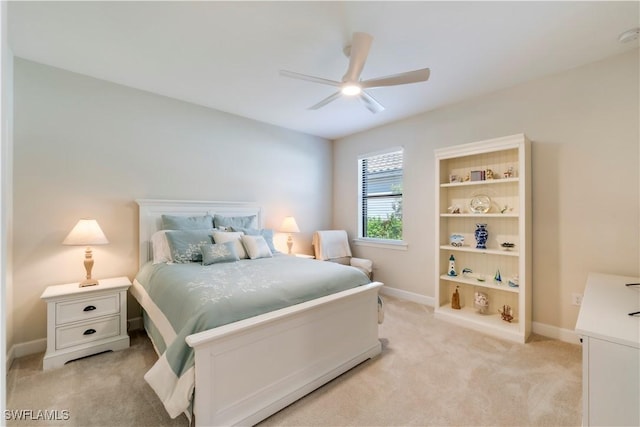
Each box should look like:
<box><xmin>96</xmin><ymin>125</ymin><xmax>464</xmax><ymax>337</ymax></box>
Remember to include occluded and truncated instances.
<box><xmin>63</xmin><ymin>219</ymin><xmax>109</xmax><ymax>246</ymax></box>
<box><xmin>280</xmin><ymin>216</ymin><xmax>300</xmax><ymax>233</ymax></box>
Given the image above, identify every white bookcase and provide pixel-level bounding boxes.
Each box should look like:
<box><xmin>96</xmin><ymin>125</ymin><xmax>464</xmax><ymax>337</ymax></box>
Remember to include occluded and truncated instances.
<box><xmin>434</xmin><ymin>134</ymin><xmax>531</xmax><ymax>342</ymax></box>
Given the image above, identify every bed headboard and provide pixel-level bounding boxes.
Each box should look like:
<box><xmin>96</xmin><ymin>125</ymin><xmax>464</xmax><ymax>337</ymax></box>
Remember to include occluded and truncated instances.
<box><xmin>136</xmin><ymin>199</ymin><xmax>262</xmax><ymax>267</ymax></box>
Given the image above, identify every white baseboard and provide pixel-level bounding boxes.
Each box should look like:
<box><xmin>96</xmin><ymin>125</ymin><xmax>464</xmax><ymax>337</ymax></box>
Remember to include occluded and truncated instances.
<box><xmin>6</xmin><ymin>345</ymin><xmax>14</xmax><ymax>372</ymax></box>
<box><xmin>380</xmin><ymin>286</ymin><xmax>434</xmax><ymax>307</ymax></box>
<box><xmin>12</xmin><ymin>338</ymin><xmax>46</xmax><ymax>358</ymax></box>
<box><xmin>380</xmin><ymin>286</ymin><xmax>579</xmax><ymax>345</ymax></box>
<box><xmin>6</xmin><ymin>337</ymin><xmax>46</xmax><ymax>370</ymax></box>
<box><xmin>532</xmin><ymin>321</ymin><xmax>581</xmax><ymax>345</ymax></box>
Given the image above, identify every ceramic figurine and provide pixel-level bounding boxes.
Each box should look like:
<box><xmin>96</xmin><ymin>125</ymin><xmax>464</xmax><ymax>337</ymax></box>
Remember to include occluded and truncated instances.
<box><xmin>462</xmin><ymin>267</ymin><xmax>473</xmax><ymax>276</ymax></box>
<box><xmin>447</xmin><ymin>254</ymin><xmax>457</xmax><ymax>276</ymax></box>
<box><xmin>503</xmin><ymin>166</ymin><xmax>514</xmax><ymax>178</ymax></box>
<box><xmin>474</xmin><ymin>291</ymin><xmax>489</xmax><ymax>314</ymax></box>
<box><xmin>486</xmin><ymin>168</ymin><xmax>494</xmax><ymax>179</ymax></box>
<box><xmin>451</xmin><ymin>286</ymin><xmax>461</xmax><ymax>310</ymax></box>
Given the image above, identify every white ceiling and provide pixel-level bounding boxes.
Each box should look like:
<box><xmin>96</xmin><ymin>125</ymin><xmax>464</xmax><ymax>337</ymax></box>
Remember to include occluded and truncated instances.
<box><xmin>8</xmin><ymin>1</ymin><xmax>640</xmax><ymax>140</ymax></box>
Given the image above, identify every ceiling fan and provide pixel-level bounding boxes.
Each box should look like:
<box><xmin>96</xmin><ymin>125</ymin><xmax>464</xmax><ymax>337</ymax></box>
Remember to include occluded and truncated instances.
<box><xmin>280</xmin><ymin>32</ymin><xmax>430</xmax><ymax>113</ymax></box>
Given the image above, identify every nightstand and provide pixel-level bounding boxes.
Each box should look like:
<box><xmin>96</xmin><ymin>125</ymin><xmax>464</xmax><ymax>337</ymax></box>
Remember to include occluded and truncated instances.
<box><xmin>294</xmin><ymin>253</ymin><xmax>315</xmax><ymax>259</ymax></box>
<box><xmin>40</xmin><ymin>276</ymin><xmax>131</xmax><ymax>370</ymax></box>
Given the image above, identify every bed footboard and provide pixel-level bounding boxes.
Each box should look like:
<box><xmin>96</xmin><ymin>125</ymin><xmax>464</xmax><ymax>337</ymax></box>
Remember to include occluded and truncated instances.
<box><xmin>185</xmin><ymin>281</ymin><xmax>383</xmax><ymax>426</ymax></box>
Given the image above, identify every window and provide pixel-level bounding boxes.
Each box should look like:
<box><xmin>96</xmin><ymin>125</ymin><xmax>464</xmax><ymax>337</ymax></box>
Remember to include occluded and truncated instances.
<box><xmin>358</xmin><ymin>147</ymin><xmax>404</xmax><ymax>242</ymax></box>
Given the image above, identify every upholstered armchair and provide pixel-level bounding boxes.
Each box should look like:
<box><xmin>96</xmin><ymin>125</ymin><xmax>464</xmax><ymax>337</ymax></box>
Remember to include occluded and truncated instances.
<box><xmin>312</xmin><ymin>230</ymin><xmax>373</xmax><ymax>279</ymax></box>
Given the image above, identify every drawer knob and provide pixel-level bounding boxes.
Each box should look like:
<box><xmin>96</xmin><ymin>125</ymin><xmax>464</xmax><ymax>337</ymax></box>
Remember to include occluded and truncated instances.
<box><xmin>83</xmin><ymin>305</ymin><xmax>96</xmax><ymax>312</ymax></box>
<box><xmin>83</xmin><ymin>329</ymin><xmax>96</xmax><ymax>335</ymax></box>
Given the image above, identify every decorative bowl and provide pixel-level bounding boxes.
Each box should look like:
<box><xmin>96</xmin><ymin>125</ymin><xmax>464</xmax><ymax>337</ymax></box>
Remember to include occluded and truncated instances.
<box><xmin>450</xmin><ymin>234</ymin><xmax>465</xmax><ymax>247</ymax></box>
<box><xmin>469</xmin><ymin>195</ymin><xmax>491</xmax><ymax>214</ymax></box>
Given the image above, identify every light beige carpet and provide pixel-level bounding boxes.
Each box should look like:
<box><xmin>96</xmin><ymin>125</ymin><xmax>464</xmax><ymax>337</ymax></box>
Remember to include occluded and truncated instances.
<box><xmin>6</xmin><ymin>296</ymin><xmax>582</xmax><ymax>426</ymax></box>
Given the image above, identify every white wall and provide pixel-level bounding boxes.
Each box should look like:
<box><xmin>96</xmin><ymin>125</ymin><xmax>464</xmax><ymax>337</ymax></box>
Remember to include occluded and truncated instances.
<box><xmin>10</xmin><ymin>49</ymin><xmax>640</xmax><ymax>348</ymax></box>
<box><xmin>1</xmin><ymin>0</ymin><xmax>14</xmax><ymax>407</ymax></box>
<box><xmin>333</xmin><ymin>50</ymin><xmax>639</xmax><ymax>332</ymax></box>
<box><xmin>12</xmin><ymin>58</ymin><xmax>332</xmax><ymax>344</ymax></box>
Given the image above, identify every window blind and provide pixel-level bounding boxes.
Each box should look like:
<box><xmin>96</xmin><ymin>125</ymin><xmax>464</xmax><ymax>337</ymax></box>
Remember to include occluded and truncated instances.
<box><xmin>359</xmin><ymin>149</ymin><xmax>403</xmax><ymax>239</ymax></box>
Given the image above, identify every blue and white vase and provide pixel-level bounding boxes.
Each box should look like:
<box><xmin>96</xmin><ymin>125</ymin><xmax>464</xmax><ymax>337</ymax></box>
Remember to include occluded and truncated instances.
<box><xmin>475</xmin><ymin>223</ymin><xmax>488</xmax><ymax>249</ymax></box>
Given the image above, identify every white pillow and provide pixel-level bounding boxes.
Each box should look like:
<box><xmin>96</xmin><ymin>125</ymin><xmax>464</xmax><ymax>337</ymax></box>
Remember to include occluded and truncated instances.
<box><xmin>241</xmin><ymin>235</ymin><xmax>273</xmax><ymax>260</ymax></box>
<box><xmin>151</xmin><ymin>230</ymin><xmax>172</xmax><ymax>264</ymax></box>
<box><xmin>212</xmin><ymin>231</ymin><xmax>247</xmax><ymax>259</ymax></box>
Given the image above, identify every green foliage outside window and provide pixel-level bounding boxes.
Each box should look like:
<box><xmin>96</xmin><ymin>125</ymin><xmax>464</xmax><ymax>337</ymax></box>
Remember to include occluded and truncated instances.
<box><xmin>365</xmin><ymin>186</ymin><xmax>403</xmax><ymax>240</ymax></box>
<box><xmin>366</xmin><ymin>213</ymin><xmax>402</xmax><ymax>240</ymax></box>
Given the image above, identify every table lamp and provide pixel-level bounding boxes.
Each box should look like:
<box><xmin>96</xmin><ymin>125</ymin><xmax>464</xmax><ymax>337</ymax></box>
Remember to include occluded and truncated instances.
<box><xmin>63</xmin><ymin>219</ymin><xmax>109</xmax><ymax>287</ymax></box>
<box><xmin>280</xmin><ymin>216</ymin><xmax>300</xmax><ymax>255</ymax></box>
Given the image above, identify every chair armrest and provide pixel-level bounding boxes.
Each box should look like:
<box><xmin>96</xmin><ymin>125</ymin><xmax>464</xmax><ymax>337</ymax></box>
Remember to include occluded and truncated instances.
<box><xmin>350</xmin><ymin>257</ymin><xmax>373</xmax><ymax>274</ymax></box>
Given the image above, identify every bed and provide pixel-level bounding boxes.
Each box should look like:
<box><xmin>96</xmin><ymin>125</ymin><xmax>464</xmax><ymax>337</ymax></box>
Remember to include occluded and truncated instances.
<box><xmin>131</xmin><ymin>199</ymin><xmax>383</xmax><ymax>426</ymax></box>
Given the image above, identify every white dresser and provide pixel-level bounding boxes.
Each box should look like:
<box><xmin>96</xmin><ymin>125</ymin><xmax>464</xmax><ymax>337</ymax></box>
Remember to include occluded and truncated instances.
<box><xmin>40</xmin><ymin>276</ymin><xmax>131</xmax><ymax>370</ymax></box>
<box><xmin>575</xmin><ymin>272</ymin><xmax>640</xmax><ymax>427</ymax></box>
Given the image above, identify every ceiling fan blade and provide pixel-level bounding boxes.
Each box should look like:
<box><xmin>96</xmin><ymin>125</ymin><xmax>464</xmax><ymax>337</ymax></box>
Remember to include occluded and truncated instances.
<box><xmin>342</xmin><ymin>32</ymin><xmax>373</xmax><ymax>83</ymax></box>
<box><xmin>309</xmin><ymin>91</ymin><xmax>343</xmax><ymax>110</ymax></box>
<box><xmin>359</xmin><ymin>91</ymin><xmax>385</xmax><ymax>114</ymax></box>
<box><xmin>279</xmin><ymin>70</ymin><xmax>341</xmax><ymax>87</ymax></box>
<box><xmin>361</xmin><ymin>68</ymin><xmax>430</xmax><ymax>89</ymax></box>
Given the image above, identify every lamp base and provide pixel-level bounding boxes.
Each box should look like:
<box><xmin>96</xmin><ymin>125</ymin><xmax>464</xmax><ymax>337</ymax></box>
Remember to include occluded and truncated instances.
<box><xmin>79</xmin><ymin>279</ymin><xmax>99</xmax><ymax>288</ymax></box>
<box><xmin>287</xmin><ymin>235</ymin><xmax>294</xmax><ymax>255</ymax></box>
<box><xmin>80</xmin><ymin>248</ymin><xmax>98</xmax><ymax>287</ymax></box>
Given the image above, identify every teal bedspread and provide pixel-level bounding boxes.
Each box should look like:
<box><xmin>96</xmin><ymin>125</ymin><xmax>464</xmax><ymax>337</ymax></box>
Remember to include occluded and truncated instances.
<box><xmin>134</xmin><ymin>255</ymin><xmax>370</xmax><ymax>419</ymax></box>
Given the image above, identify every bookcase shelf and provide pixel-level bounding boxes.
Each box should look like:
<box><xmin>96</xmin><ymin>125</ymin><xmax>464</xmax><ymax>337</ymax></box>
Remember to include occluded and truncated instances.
<box><xmin>440</xmin><ymin>275</ymin><xmax>520</xmax><ymax>293</ymax></box>
<box><xmin>434</xmin><ymin>134</ymin><xmax>531</xmax><ymax>343</ymax></box>
<box><xmin>436</xmin><ymin>305</ymin><xmax>522</xmax><ymax>341</ymax></box>
<box><xmin>440</xmin><ymin>213</ymin><xmax>519</xmax><ymax>218</ymax></box>
<box><xmin>438</xmin><ymin>245</ymin><xmax>519</xmax><ymax>257</ymax></box>
<box><xmin>440</xmin><ymin>177</ymin><xmax>520</xmax><ymax>188</ymax></box>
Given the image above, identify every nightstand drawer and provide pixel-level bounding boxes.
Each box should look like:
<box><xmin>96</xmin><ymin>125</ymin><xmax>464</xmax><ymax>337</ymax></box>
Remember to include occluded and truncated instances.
<box><xmin>56</xmin><ymin>316</ymin><xmax>120</xmax><ymax>350</ymax></box>
<box><xmin>56</xmin><ymin>294</ymin><xmax>120</xmax><ymax>325</ymax></box>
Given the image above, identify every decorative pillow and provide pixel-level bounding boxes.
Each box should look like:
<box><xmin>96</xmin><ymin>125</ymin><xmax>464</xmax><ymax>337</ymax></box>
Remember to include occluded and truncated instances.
<box><xmin>151</xmin><ymin>230</ymin><xmax>172</xmax><ymax>264</ymax></box>
<box><xmin>200</xmin><ymin>242</ymin><xmax>240</xmax><ymax>265</ymax></box>
<box><xmin>211</xmin><ymin>231</ymin><xmax>248</xmax><ymax>259</ymax></box>
<box><xmin>213</xmin><ymin>214</ymin><xmax>258</xmax><ymax>230</ymax></box>
<box><xmin>231</xmin><ymin>227</ymin><xmax>278</xmax><ymax>253</ymax></box>
<box><xmin>161</xmin><ymin>214</ymin><xmax>213</xmax><ymax>230</ymax></box>
<box><xmin>165</xmin><ymin>230</ymin><xmax>213</xmax><ymax>263</ymax></box>
<box><xmin>241</xmin><ymin>235</ymin><xmax>273</xmax><ymax>260</ymax></box>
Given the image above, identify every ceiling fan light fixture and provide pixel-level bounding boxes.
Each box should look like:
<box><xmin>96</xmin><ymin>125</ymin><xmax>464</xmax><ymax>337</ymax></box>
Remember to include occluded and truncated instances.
<box><xmin>341</xmin><ymin>84</ymin><xmax>362</xmax><ymax>96</ymax></box>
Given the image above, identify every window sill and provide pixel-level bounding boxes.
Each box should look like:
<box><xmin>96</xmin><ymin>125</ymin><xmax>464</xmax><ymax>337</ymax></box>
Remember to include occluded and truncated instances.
<box><xmin>352</xmin><ymin>238</ymin><xmax>408</xmax><ymax>251</ymax></box>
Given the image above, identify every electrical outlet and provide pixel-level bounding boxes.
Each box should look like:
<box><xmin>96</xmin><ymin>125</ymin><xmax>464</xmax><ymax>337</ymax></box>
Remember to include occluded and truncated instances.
<box><xmin>571</xmin><ymin>293</ymin><xmax>583</xmax><ymax>306</ymax></box>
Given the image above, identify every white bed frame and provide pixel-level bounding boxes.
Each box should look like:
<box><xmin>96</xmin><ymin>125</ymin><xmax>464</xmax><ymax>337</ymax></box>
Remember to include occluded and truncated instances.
<box><xmin>136</xmin><ymin>199</ymin><xmax>383</xmax><ymax>426</ymax></box>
